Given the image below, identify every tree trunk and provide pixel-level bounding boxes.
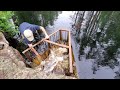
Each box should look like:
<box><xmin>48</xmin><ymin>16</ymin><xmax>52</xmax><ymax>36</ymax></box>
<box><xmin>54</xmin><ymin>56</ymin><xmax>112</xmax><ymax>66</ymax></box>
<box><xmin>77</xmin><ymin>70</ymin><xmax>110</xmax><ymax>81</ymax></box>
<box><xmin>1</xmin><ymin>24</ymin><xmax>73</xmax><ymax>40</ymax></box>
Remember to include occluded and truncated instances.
<box><xmin>87</xmin><ymin>11</ymin><xmax>100</xmax><ymax>38</ymax></box>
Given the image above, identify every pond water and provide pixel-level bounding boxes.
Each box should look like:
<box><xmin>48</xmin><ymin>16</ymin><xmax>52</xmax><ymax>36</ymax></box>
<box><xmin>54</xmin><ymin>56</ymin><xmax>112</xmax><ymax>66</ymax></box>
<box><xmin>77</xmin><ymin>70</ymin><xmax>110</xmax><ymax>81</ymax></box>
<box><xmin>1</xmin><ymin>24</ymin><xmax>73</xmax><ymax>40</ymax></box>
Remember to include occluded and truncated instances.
<box><xmin>45</xmin><ymin>11</ymin><xmax>120</xmax><ymax>79</ymax></box>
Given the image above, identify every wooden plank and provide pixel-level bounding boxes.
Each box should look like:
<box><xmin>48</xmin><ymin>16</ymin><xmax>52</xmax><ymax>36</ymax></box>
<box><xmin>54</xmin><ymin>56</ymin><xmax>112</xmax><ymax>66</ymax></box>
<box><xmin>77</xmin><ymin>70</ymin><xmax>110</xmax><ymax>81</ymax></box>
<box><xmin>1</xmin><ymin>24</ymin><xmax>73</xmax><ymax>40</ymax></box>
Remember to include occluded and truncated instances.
<box><xmin>68</xmin><ymin>31</ymin><xmax>73</xmax><ymax>73</ymax></box>
<box><xmin>44</xmin><ymin>39</ymin><xmax>69</xmax><ymax>48</ymax></box>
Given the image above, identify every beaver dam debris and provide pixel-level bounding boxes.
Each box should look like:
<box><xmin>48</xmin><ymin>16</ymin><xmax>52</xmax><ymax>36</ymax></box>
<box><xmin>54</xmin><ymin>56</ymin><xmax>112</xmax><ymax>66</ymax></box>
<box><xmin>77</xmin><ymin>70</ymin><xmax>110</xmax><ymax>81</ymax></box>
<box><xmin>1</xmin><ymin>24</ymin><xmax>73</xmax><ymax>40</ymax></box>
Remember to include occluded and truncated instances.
<box><xmin>29</xmin><ymin>46</ymin><xmax>78</xmax><ymax>78</ymax></box>
<box><xmin>0</xmin><ymin>56</ymin><xmax>76</xmax><ymax>79</ymax></box>
<box><xmin>0</xmin><ymin>46</ymin><xmax>77</xmax><ymax>79</ymax></box>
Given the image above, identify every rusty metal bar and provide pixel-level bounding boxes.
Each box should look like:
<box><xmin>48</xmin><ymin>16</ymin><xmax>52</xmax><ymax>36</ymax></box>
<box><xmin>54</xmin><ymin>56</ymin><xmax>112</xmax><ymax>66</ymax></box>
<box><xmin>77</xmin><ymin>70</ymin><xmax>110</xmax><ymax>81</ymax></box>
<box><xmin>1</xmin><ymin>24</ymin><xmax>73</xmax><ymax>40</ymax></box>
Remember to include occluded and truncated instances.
<box><xmin>44</xmin><ymin>39</ymin><xmax>69</xmax><ymax>48</ymax></box>
<box><xmin>68</xmin><ymin>31</ymin><xmax>73</xmax><ymax>73</ymax></box>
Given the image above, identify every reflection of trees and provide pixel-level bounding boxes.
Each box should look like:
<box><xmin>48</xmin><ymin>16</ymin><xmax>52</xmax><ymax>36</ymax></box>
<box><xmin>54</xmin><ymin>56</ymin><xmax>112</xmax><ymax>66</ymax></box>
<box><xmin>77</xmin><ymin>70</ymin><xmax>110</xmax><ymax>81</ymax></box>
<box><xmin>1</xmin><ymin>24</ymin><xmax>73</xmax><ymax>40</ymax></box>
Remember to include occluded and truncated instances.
<box><xmin>73</xmin><ymin>11</ymin><xmax>120</xmax><ymax>74</ymax></box>
<box><xmin>14</xmin><ymin>11</ymin><xmax>60</xmax><ymax>27</ymax></box>
<box><xmin>39</xmin><ymin>11</ymin><xmax>60</xmax><ymax>27</ymax></box>
<box><xmin>14</xmin><ymin>11</ymin><xmax>40</xmax><ymax>25</ymax></box>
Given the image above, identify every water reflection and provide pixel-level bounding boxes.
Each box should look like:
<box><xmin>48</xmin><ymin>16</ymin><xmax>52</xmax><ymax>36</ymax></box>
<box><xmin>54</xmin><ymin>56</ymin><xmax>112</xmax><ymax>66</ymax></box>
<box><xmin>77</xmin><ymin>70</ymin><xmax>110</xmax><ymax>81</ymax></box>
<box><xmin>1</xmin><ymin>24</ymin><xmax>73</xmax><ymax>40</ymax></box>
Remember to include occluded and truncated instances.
<box><xmin>44</xmin><ymin>11</ymin><xmax>120</xmax><ymax>79</ymax></box>
<box><xmin>39</xmin><ymin>11</ymin><xmax>62</xmax><ymax>27</ymax></box>
<box><xmin>14</xmin><ymin>11</ymin><xmax>120</xmax><ymax>79</ymax></box>
<box><xmin>46</xmin><ymin>11</ymin><xmax>75</xmax><ymax>34</ymax></box>
<box><xmin>72</xmin><ymin>11</ymin><xmax>120</xmax><ymax>79</ymax></box>
<box><xmin>14</xmin><ymin>11</ymin><xmax>61</xmax><ymax>27</ymax></box>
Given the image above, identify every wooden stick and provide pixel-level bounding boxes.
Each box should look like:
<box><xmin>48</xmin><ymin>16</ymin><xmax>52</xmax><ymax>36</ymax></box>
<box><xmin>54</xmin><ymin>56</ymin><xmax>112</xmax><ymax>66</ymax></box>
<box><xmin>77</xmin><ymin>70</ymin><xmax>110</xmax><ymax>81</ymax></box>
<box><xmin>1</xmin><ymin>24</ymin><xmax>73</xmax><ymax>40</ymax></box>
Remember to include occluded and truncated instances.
<box><xmin>44</xmin><ymin>39</ymin><xmax>69</xmax><ymax>48</ymax></box>
<box><xmin>68</xmin><ymin>31</ymin><xmax>73</xmax><ymax>73</ymax></box>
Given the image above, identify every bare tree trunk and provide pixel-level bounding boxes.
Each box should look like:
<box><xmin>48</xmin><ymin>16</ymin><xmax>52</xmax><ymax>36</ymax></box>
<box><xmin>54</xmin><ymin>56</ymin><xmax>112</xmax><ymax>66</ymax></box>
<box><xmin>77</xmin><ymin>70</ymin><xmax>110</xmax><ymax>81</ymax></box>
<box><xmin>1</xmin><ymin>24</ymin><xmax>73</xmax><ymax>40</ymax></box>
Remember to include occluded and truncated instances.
<box><xmin>87</xmin><ymin>11</ymin><xmax>100</xmax><ymax>37</ymax></box>
<box><xmin>77</xmin><ymin>11</ymin><xmax>85</xmax><ymax>34</ymax></box>
<box><xmin>91</xmin><ymin>11</ymin><xmax>101</xmax><ymax>38</ymax></box>
<box><xmin>85</xmin><ymin>11</ymin><xmax>94</xmax><ymax>32</ymax></box>
<box><xmin>74</xmin><ymin>11</ymin><xmax>80</xmax><ymax>24</ymax></box>
<box><xmin>90</xmin><ymin>11</ymin><xmax>101</xmax><ymax>36</ymax></box>
<box><xmin>85</xmin><ymin>11</ymin><xmax>95</xmax><ymax>36</ymax></box>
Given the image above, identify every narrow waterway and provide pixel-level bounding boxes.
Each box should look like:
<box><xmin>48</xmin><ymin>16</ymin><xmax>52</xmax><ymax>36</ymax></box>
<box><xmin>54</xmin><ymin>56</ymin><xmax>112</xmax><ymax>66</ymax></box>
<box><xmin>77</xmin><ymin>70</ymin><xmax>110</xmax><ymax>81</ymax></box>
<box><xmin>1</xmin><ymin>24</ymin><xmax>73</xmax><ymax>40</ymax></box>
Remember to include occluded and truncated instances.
<box><xmin>45</xmin><ymin>11</ymin><xmax>119</xmax><ymax>79</ymax></box>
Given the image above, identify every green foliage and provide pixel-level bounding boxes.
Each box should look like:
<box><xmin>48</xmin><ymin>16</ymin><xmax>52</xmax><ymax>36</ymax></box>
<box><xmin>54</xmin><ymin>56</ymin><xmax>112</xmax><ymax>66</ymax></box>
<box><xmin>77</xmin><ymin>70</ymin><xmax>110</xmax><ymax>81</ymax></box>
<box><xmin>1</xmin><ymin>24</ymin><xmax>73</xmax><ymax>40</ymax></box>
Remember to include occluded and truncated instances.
<box><xmin>0</xmin><ymin>11</ymin><xmax>18</xmax><ymax>37</ymax></box>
